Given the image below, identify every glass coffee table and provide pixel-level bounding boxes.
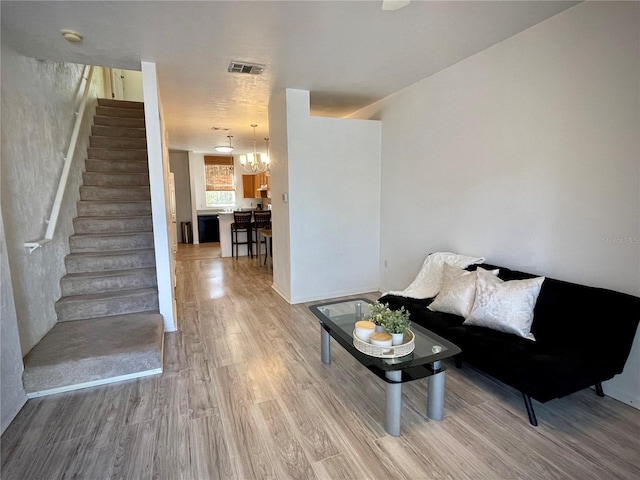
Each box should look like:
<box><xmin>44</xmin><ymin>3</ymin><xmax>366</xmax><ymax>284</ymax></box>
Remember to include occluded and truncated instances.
<box><xmin>309</xmin><ymin>298</ymin><xmax>461</xmax><ymax>436</ymax></box>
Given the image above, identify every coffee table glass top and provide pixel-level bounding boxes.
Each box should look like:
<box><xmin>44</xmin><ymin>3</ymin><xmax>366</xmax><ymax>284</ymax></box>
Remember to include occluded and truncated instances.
<box><xmin>310</xmin><ymin>298</ymin><xmax>461</xmax><ymax>382</ymax></box>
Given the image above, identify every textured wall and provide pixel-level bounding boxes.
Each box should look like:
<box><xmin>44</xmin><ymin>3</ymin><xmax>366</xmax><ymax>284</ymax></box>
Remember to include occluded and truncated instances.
<box><xmin>0</xmin><ymin>44</ymin><xmax>103</xmax><ymax>354</ymax></box>
<box><xmin>1</xmin><ymin>207</ymin><xmax>27</xmax><ymax>433</ymax></box>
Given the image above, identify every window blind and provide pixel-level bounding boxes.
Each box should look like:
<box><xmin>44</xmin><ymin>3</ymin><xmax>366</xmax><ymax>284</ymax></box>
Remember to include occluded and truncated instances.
<box><xmin>204</xmin><ymin>156</ymin><xmax>234</xmax><ymax>191</ymax></box>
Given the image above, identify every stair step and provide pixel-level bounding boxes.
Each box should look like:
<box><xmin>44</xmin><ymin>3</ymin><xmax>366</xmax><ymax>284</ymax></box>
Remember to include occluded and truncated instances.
<box><xmin>85</xmin><ymin>158</ymin><xmax>149</xmax><ymax>174</ymax></box>
<box><xmin>22</xmin><ymin>313</ymin><xmax>163</xmax><ymax>396</ymax></box>
<box><xmin>70</xmin><ymin>231</ymin><xmax>154</xmax><ymax>252</ymax></box>
<box><xmin>61</xmin><ymin>268</ymin><xmax>157</xmax><ymax>296</ymax></box>
<box><xmin>91</xmin><ymin>125</ymin><xmax>146</xmax><ymax>139</ymax></box>
<box><xmin>95</xmin><ymin>106</ymin><xmax>145</xmax><ymax>119</ymax></box>
<box><xmin>90</xmin><ymin>136</ymin><xmax>147</xmax><ymax>150</ymax></box>
<box><xmin>87</xmin><ymin>148</ymin><xmax>147</xmax><ymax>160</ymax></box>
<box><xmin>55</xmin><ymin>288</ymin><xmax>159</xmax><ymax>322</ymax></box>
<box><xmin>80</xmin><ymin>186</ymin><xmax>150</xmax><ymax>201</ymax></box>
<box><xmin>93</xmin><ymin>116</ymin><xmax>145</xmax><ymax>128</ymax></box>
<box><xmin>97</xmin><ymin>98</ymin><xmax>145</xmax><ymax>110</ymax></box>
<box><xmin>83</xmin><ymin>172</ymin><xmax>149</xmax><ymax>187</ymax></box>
<box><xmin>73</xmin><ymin>215</ymin><xmax>152</xmax><ymax>235</ymax></box>
<box><xmin>77</xmin><ymin>200</ymin><xmax>152</xmax><ymax>217</ymax></box>
<box><xmin>65</xmin><ymin>248</ymin><xmax>156</xmax><ymax>274</ymax></box>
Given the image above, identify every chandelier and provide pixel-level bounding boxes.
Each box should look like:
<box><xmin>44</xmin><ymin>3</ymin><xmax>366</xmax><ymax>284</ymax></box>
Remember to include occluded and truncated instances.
<box><xmin>240</xmin><ymin>124</ymin><xmax>270</xmax><ymax>173</ymax></box>
<box><xmin>214</xmin><ymin>135</ymin><xmax>234</xmax><ymax>153</ymax></box>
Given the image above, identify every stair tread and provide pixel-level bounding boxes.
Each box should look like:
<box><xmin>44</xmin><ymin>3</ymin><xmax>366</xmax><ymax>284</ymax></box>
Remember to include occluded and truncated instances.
<box><xmin>66</xmin><ymin>248</ymin><xmax>155</xmax><ymax>258</ymax></box>
<box><xmin>97</xmin><ymin>99</ymin><xmax>145</xmax><ymax>109</ymax></box>
<box><xmin>62</xmin><ymin>267</ymin><xmax>156</xmax><ymax>280</ymax></box>
<box><xmin>57</xmin><ymin>287</ymin><xmax>158</xmax><ymax>304</ymax></box>
<box><xmin>24</xmin><ymin>313</ymin><xmax>162</xmax><ymax>368</ymax></box>
<box><xmin>78</xmin><ymin>200</ymin><xmax>151</xmax><ymax>203</ymax></box>
<box><xmin>70</xmin><ymin>231</ymin><xmax>153</xmax><ymax>238</ymax></box>
<box><xmin>22</xmin><ymin>313</ymin><xmax>163</xmax><ymax>394</ymax></box>
<box><xmin>74</xmin><ymin>215</ymin><xmax>152</xmax><ymax>220</ymax></box>
<box><xmin>82</xmin><ymin>185</ymin><xmax>150</xmax><ymax>189</ymax></box>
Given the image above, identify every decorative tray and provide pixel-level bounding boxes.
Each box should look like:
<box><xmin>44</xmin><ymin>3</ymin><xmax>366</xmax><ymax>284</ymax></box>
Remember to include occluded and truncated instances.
<box><xmin>352</xmin><ymin>329</ymin><xmax>415</xmax><ymax>358</ymax></box>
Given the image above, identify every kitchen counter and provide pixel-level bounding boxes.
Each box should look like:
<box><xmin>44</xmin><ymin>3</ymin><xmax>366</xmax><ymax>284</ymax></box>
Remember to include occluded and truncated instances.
<box><xmin>218</xmin><ymin>209</ymin><xmax>271</xmax><ymax>258</ymax></box>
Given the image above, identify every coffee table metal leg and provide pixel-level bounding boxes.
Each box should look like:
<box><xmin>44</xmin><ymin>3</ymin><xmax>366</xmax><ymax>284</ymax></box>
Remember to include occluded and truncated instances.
<box><xmin>385</xmin><ymin>370</ymin><xmax>402</xmax><ymax>436</ymax></box>
<box><xmin>427</xmin><ymin>360</ymin><xmax>445</xmax><ymax>421</ymax></box>
<box><xmin>321</xmin><ymin>326</ymin><xmax>331</xmax><ymax>364</ymax></box>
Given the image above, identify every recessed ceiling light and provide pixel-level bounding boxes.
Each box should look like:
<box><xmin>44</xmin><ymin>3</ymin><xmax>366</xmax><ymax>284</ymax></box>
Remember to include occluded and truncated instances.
<box><xmin>61</xmin><ymin>29</ymin><xmax>83</xmax><ymax>43</ymax></box>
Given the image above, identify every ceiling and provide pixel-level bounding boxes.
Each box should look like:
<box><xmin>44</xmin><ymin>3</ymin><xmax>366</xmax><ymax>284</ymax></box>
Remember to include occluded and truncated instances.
<box><xmin>1</xmin><ymin>1</ymin><xmax>579</xmax><ymax>155</ymax></box>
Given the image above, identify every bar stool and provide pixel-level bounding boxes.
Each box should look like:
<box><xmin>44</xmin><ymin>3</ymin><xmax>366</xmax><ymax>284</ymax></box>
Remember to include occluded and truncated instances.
<box><xmin>252</xmin><ymin>210</ymin><xmax>272</xmax><ymax>262</ymax></box>
<box><xmin>230</xmin><ymin>211</ymin><xmax>253</xmax><ymax>258</ymax></box>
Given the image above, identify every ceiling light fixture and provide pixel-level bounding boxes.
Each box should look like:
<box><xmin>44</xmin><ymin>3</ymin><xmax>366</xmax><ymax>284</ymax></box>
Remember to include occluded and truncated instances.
<box><xmin>61</xmin><ymin>29</ymin><xmax>83</xmax><ymax>43</ymax></box>
<box><xmin>214</xmin><ymin>135</ymin><xmax>234</xmax><ymax>153</ymax></box>
<box><xmin>240</xmin><ymin>125</ymin><xmax>269</xmax><ymax>173</ymax></box>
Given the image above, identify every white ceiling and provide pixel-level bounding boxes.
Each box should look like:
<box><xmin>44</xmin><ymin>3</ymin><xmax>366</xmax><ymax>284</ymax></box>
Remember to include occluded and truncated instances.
<box><xmin>1</xmin><ymin>1</ymin><xmax>579</xmax><ymax>154</ymax></box>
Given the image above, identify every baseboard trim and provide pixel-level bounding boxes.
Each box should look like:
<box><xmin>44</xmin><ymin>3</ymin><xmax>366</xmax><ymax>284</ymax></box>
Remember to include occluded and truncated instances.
<box><xmin>289</xmin><ymin>286</ymin><xmax>381</xmax><ymax>305</ymax></box>
<box><xmin>271</xmin><ymin>283</ymin><xmax>291</xmax><ymax>304</ymax></box>
<box><xmin>26</xmin><ymin>368</ymin><xmax>163</xmax><ymax>399</ymax></box>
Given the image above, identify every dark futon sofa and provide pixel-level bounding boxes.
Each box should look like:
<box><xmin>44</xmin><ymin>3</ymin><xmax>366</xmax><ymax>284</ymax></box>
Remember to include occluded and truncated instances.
<box><xmin>379</xmin><ymin>262</ymin><xmax>640</xmax><ymax>425</ymax></box>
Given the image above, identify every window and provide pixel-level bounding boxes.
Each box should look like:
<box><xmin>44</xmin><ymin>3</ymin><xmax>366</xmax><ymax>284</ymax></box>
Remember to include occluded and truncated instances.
<box><xmin>204</xmin><ymin>156</ymin><xmax>235</xmax><ymax>207</ymax></box>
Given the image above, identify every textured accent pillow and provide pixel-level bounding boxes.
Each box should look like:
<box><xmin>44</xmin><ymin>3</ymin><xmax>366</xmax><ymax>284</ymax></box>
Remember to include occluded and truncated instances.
<box><xmin>386</xmin><ymin>252</ymin><xmax>485</xmax><ymax>299</ymax></box>
<box><xmin>464</xmin><ymin>268</ymin><xmax>545</xmax><ymax>341</ymax></box>
<box><xmin>429</xmin><ymin>265</ymin><xmax>499</xmax><ymax>317</ymax></box>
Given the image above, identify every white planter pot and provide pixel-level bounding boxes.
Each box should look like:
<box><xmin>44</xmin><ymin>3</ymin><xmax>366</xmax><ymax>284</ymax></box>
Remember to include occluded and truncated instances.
<box><xmin>391</xmin><ymin>332</ymin><xmax>404</xmax><ymax>345</ymax></box>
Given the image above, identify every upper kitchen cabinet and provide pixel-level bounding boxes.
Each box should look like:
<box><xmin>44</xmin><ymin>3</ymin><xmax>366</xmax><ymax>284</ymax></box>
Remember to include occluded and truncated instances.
<box><xmin>242</xmin><ymin>173</ymin><xmax>270</xmax><ymax>198</ymax></box>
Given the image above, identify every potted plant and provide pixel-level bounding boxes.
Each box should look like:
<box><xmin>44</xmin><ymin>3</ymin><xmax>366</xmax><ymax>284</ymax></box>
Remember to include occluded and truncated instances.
<box><xmin>366</xmin><ymin>301</ymin><xmax>391</xmax><ymax>332</ymax></box>
<box><xmin>382</xmin><ymin>306</ymin><xmax>411</xmax><ymax>345</ymax></box>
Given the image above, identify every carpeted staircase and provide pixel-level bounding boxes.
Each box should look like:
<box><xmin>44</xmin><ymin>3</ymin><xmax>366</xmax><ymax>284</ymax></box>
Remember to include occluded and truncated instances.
<box><xmin>22</xmin><ymin>99</ymin><xmax>164</xmax><ymax>397</ymax></box>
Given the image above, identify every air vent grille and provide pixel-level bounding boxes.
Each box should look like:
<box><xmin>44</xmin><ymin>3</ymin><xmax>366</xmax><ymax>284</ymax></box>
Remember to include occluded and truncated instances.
<box><xmin>228</xmin><ymin>61</ymin><xmax>266</xmax><ymax>75</ymax></box>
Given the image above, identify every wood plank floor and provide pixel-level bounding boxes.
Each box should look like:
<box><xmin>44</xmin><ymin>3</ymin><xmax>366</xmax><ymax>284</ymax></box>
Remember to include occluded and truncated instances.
<box><xmin>2</xmin><ymin>244</ymin><xmax>640</xmax><ymax>479</ymax></box>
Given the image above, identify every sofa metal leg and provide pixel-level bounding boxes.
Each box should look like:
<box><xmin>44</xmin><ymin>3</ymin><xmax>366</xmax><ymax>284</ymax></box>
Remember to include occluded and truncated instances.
<box><xmin>595</xmin><ymin>383</ymin><xmax>605</xmax><ymax>397</ymax></box>
<box><xmin>454</xmin><ymin>356</ymin><xmax>462</xmax><ymax>369</ymax></box>
<box><xmin>522</xmin><ymin>394</ymin><xmax>538</xmax><ymax>426</ymax></box>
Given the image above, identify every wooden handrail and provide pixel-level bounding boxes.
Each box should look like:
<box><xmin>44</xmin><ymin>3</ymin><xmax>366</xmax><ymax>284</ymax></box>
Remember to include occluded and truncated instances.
<box><xmin>24</xmin><ymin>65</ymin><xmax>94</xmax><ymax>253</ymax></box>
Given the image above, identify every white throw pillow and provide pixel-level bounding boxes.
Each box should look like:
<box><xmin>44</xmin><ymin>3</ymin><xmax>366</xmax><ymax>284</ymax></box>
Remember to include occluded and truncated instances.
<box><xmin>464</xmin><ymin>268</ymin><xmax>545</xmax><ymax>341</ymax></box>
<box><xmin>386</xmin><ymin>252</ymin><xmax>485</xmax><ymax>299</ymax></box>
<box><xmin>429</xmin><ymin>265</ymin><xmax>499</xmax><ymax>317</ymax></box>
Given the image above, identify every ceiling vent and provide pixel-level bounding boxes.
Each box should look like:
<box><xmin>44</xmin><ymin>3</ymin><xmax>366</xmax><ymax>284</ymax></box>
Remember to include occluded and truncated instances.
<box><xmin>228</xmin><ymin>61</ymin><xmax>266</xmax><ymax>75</ymax></box>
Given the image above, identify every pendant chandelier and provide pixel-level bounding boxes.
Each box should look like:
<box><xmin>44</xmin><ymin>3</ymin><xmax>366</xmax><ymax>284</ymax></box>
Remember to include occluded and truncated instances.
<box><xmin>240</xmin><ymin>124</ymin><xmax>270</xmax><ymax>173</ymax></box>
<box><xmin>214</xmin><ymin>135</ymin><xmax>234</xmax><ymax>153</ymax></box>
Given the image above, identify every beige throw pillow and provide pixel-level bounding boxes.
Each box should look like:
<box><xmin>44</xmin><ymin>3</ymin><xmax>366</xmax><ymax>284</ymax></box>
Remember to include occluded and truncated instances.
<box><xmin>464</xmin><ymin>268</ymin><xmax>545</xmax><ymax>341</ymax></box>
<box><xmin>429</xmin><ymin>264</ymin><xmax>498</xmax><ymax>317</ymax></box>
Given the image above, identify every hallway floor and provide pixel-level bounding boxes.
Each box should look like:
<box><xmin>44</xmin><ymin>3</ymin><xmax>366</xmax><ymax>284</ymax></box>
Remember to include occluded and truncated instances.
<box><xmin>2</xmin><ymin>244</ymin><xmax>640</xmax><ymax>479</ymax></box>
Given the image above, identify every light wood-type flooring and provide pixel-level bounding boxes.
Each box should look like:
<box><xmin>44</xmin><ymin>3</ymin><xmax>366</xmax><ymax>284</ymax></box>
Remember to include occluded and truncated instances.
<box><xmin>2</xmin><ymin>243</ymin><xmax>640</xmax><ymax>479</ymax></box>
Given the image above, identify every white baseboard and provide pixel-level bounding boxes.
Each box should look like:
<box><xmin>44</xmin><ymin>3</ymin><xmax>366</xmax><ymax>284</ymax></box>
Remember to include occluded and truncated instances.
<box><xmin>602</xmin><ymin>382</ymin><xmax>640</xmax><ymax>410</ymax></box>
<box><xmin>26</xmin><ymin>368</ymin><xmax>163</xmax><ymax>399</ymax></box>
<box><xmin>271</xmin><ymin>283</ymin><xmax>291</xmax><ymax>304</ymax></box>
<box><xmin>290</xmin><ymin>286</ymin><xmax>380</xmax><ymax>305</ymax></box>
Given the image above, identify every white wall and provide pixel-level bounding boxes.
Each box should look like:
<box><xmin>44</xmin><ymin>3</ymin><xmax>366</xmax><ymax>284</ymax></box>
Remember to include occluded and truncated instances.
<box><xmin>141</xmin><ymin>62</ymin><xmax>176</xmax><ymax>332</ymax></box>
<box><xmin>0</xmin><ymin>45</ymin><xmax>103</xmax><ymax>354</ymax></box>
<box><xmin>122</xmin><ymin>70</ymin><xmax>144</xmax><ymax>102</ymax></box>
<box><xmin>277</xmin><ymin>89</ymin><xmax>381</xmax><ymax>304</ymax></box>
<box><xmin>353</xmin><ymin>2</ymin><xmax>640</xmax><ymax>406</ymax></box>
<box><xmin>169</xmin><ymin>151</ymin><xmax>192</xmax><ymax>242</ymax></box>
<box><xmin>268</xmin><ymin>89</ymin><xmax>292</xmax><ymax>299</ymax></box>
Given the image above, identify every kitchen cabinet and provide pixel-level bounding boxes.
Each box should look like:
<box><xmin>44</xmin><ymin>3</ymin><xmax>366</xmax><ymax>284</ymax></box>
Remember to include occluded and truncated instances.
<box><xmin>242</xmin><ymin>173</ymin><xmax>271</xmax><ymax>198</ymax></box>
